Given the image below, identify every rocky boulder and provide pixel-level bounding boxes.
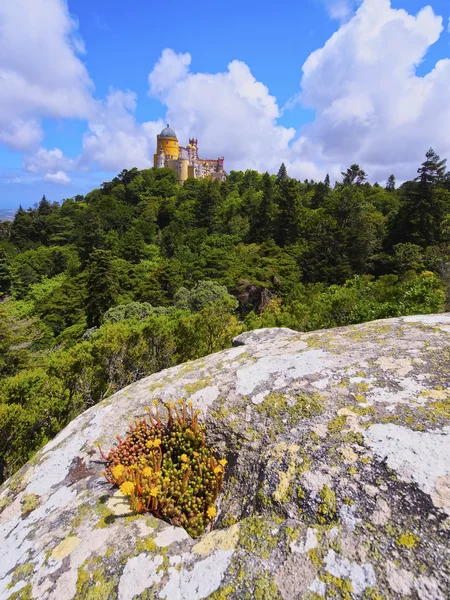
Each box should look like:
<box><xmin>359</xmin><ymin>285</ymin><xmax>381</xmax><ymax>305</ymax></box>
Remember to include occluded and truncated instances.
<box><xmin>1</xmin><ymin>314</ymin><xmax>450</xmax><ymax>599</ymax></box>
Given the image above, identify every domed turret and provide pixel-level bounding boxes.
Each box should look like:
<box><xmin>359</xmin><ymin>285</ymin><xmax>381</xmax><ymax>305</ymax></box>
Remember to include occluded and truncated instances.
<box><xmin>159</xmin><ymin>124</ymin><xmax>177</xmax><ymax>139</ymax></box>
<box><xmin>154</xmin><ymin>124</ymin><xmax>179</xmax><ymax>167</ymax></box>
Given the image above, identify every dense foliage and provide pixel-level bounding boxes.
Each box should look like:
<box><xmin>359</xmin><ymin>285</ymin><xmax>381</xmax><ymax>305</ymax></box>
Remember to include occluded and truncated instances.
<box><xmin>1</xmin><ymin>148</ymin><xmax>449</xmax><ymax>482</ymax></box>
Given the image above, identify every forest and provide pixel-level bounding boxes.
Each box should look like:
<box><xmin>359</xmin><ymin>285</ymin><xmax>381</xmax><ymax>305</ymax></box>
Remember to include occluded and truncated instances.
<box><xmin>1</xmin><ymin>148</ymin><xmax>450</xmax><ymax>483</ymax></box>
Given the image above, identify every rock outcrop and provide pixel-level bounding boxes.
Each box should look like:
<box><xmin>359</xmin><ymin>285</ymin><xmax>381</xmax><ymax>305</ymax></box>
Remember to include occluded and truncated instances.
<box><xmin>1</xmin><ymin>314</ymin><xmax>450</xmax><ymax>599</ymax></box>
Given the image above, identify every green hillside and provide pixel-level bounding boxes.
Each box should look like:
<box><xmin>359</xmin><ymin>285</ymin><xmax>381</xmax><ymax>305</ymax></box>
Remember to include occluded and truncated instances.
<box><xmin>1</xmin><ymin>151</ymin><xmax>449</xmax><ymax>482</ymax></box>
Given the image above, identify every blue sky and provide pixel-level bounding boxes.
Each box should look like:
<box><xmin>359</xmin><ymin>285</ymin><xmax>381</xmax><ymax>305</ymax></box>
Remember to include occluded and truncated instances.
<box><xmin>1</xmin><ymin>0</ymin><xmax>449</xmax><ymax>209</ymax></box>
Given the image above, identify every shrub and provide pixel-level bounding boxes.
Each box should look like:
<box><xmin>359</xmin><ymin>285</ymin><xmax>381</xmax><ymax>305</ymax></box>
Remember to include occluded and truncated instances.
<box><xmin>100</xmin><ymin>399</ymin><xmax>226</xmax><ymax>538</ymax></box>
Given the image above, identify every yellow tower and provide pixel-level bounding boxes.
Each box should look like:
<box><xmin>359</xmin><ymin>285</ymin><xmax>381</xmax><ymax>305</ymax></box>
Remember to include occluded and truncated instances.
<box><xmin>153</xmin><ymin>124</ymin><xmax>179</xmax><ymax>167</ymax></box>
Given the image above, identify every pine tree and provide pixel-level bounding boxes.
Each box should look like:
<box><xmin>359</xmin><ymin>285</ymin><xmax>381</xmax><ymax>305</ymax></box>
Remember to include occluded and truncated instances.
<box><xmin>324</xmin><ymin>173</ymin><xmax>330</xmax><ymax>188</ymax></box>
<box><xmin>341</xmin><ymin>164</ymin><xmax>367</xmax><ymax>186</ymax></box>
<box><xmin>416</xmin><ymin>148</ymin><xmax>447</xmax><ymax>185</ymax></box>
<box><xmin>386</xmin><ymin>174</ymin><xmax>396</xmax><ymax>191</ymax></box>
<box><xmin>251</xmin><ymin>172</ymin><xmax>275</xmax><ymax>241</ymax></box>
<box><xmin>37</xmin><ymin>195</ymin><xmax>52</xmax><ymax>216</ymax></box>
<box><xmin>277</xmin><ymin>163</ymin><xmax>288</xmax><ymax>182</ymax></box>
<box><xmin>85</xmin><ymin>250</ymin><xmax>119</xmax><ymax>327</ymax></box>
<box><xmin>0</xmin><ymin>250</ymin><xmax>11</xmax><ymax>295</ymax></box>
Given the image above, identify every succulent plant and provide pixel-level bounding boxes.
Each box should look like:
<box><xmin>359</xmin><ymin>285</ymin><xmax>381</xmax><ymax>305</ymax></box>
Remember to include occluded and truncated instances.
<box><xmin>99</xmin><ymin>399</ymin><xmax>226</xmax><ymax>538</ymax></box>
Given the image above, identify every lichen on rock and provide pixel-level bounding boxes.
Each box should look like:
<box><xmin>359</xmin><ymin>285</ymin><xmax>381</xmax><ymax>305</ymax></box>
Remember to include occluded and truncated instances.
<box><xmin>1</xmin><ymin>314</ymin><xmax>450</xmax><ymax>599</ymax></box>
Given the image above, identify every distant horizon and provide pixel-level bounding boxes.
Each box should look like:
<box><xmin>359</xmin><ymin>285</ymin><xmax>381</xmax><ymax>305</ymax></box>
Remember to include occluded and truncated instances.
<box><xmin>1</xmin><ymin>0</ymin><xmax>450</xmax><ymax>209</ymax></box>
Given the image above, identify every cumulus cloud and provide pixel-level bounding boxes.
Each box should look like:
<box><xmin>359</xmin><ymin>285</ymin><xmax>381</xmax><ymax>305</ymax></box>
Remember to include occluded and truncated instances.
<box><xmin>80</xmin><ymin>90</ymin><xmax>164</xmax><ymax>172</ymax></box>
<box><xmin>24</xmin><ymin>147</ymin><xmax>76</xmax><ymax>174</ymax></box>
<box><xmin>148</xmin><ymin>49</ymin><xmax>295</xmax><ymax>174</ymax></box>
<box><xmin>7</xmin><ymin>0</ymin><xmax>450</xmax><ymax>186</ymax></box>
<box><xmin>0</xmin><ymin>0</ymin><xmax>93</xmax><ymax>151</ymax></box>
<box><xmin>297</xmin><ymin>0</ymin><xmax>450</xmax><ymax>181</ymax></box>
<box><xmin>44</xmin><ymin>171</ymin><xmax>71</xmax><ymax>184</ymax></box>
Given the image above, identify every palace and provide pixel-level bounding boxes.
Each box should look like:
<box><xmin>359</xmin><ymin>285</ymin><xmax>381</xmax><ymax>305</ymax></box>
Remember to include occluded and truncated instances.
<box><xmin>153</xmin><ymin>125</ymin><xmax>226</xmax><ymax>185</ymax></box>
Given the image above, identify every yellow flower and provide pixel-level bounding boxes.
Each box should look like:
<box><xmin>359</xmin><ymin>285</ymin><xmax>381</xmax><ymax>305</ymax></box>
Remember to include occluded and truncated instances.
<box><xmin>149</xmin><ymin>486</ymin><xmax>160</xmax><ymax>497</ymax></box>
<box><xmin>219</xmin><ymin>459</ymin><xmax>228</xmax><ymax>467</ymax></box>
<box><xmin>146</xmin><ymin>440</ymin><xmax>154</xmax><ymax>449</ymax></box>
<box><xmin>193</xmin><ymin>452</ymin><xmax>199</xmax><ymax>458</ymax></box>
<box><xmin>187</xmin><ymin>401</ymin><xmax>193</xmax><ymax>406</ymax></box>
<box><xmin>111</xmin><ymin>464</ymin><xmax>125</xmax><ymax>479</ymax></box>
<box><xmin>153</xmin><ymin>439</ymin><xmax>161</xmax><ymax>448</ymax></box>
<box><xmin>120</xmin><ymin>481</ymin><xmax>135</xmax><ymax>496</ymax></box>
<box><xmin>180</xmin><ymin>454</ymin><xmax>189</xmax><ymax>463</ymax></box>
<box><xmin>206</xmin><ymin>506</ymin><xmax>216</xmax><ymax>519</ymax></box>
<box><xmin>213</xmin><ymin>466</ymin><xmax>223</xmax><ymax>475</ymax></box>
<box><xmin>142</xmin><ymin>467</ymin><xmax>152</xmax><ymax>477</ymax></box>
<box><xmin>178</xmin><ymin>399</ymin><xmax>184</xmax><ymax>405</ymax></box>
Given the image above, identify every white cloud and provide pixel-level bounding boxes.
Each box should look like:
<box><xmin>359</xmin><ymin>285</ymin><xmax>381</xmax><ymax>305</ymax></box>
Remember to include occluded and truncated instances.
<box><xmin>7</xmin><ymin>0</ymin><xmax>450</xmax><ymax>187</ymax></box>
<box><xmin>324</xmin><ymin>0</ymin><xmax>358</xmax><ymax>22</ymax></box>
<box><xmin>296</xmin><ymin>0</ymin><xmax>450</xmax><ymax>181</ymax></box>
<box><xmin>148</xmin><ymin>50</ymin><xmax>295</xmax><ymax>174</ymax></box>
<box><xmin>80</xmin><ymin>90</ymin><xmax>164</xmax><ymax>172</ymax></box>
<box><xmin>44</xmin><ymin>171</ymin><xmax>71</xmax><ymax>184</ymax></box>
<box><xmin>24</xmin><ymin>147</ymin><xmax>76</xmax><ymax>174</ymax></box>
<box><xmin>0</xmin><ymin>0</ymin><xmax>93</xmax><ymax>151</ymax></box>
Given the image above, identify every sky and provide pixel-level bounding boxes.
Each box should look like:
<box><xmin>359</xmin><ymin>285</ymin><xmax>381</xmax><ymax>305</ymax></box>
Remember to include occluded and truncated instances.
<box><xmin>1</xmin><ymin>0</ymin><xmax>450</xmax><ymax>209</ymax></box>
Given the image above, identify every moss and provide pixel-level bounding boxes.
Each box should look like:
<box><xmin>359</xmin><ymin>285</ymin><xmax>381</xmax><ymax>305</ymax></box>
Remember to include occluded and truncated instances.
<box><xmin>76</xmin><ymin>564</ymin><xmax>117</xmax><ymax>600</ymax></box>
<box><xmin>362</xmin><ymin>588</ymin><xmax>385</xmax><ymax>600</ymax></box>
<box><xmin>396</xmin><ymin>532</ymin><xmax>420</xmax><ymax>548</ymax></box>
<box><xmin>317</xmin><ymin>485</ymin><xmax>337</xmax><ymax>524</ymax></box>
<box><xmin>70</xmin><ymin>503</ymin><xmax>92</xmax><ymax>529</ymax></box>
<box><xmin>222</xmin><ymin>514</ymin><xmax>238</xmax><ymax>528</ymax></box>
<box><xmin>135</xmin><ymin>536</ymin><xmax>157</xmax><ymax>553</ymax></box>
<box><xmin>184</xmin><ymin>377</ymin><xmax>212</xmax><ymax>395</ymax></box>
<box><xmin>319</xmin><ymin>572</ymin><xmax>353</xmax><ymax>600</ymax></box>
<box><xmin>273</xmin><ymin>451</ymin><xmax>298</xmax><ymax>503</ymax></box>
<box><xmin>342</xmin><ymin>431</ymin><xmax>365</xmax><ymax>444</ymax></box>
<box><xmin>20</xmin><ymin>494</ymin><xmax>40</xmax><ymax>516</ymax></box>
<box><xmin>253</xmin><ymin>572</ymin><xmax>282</xmax><ymax>600</ymax></box>
<box><xmin>7</xmin><ymin>563</ymin><xmax>35</xmax><ymax>588</ymax></box>
<box><xmin>94</xmin><ymin>497</ymin><xmax>115</xmax><ymax>529</ymax></box>
<box><xmin>7</xmin><ymin>583</ymin><xmax>33</xmax><ymax>600</ymax></box>
<box><xmin>356</xmin><ymin>382</ymin><xmax>370</xmax><ymax>393</ymax></box>
<box><xmin>346</xmin><ymin>404</ymin><xmax>375</xmax><ymax>417</ymax></box>
<box><xmin>0</xmin><ymin>494</ymin><xmax>12</xmax><ymax>513</ymax></box>
<box><xmin>256</xmin><ymin>392</ymin><xmax>324</xmax><ymax>434</ymax></box>
<box><xmin>239</xmin><ymin>517</ymin><xmax>278</xmax><ymax>560</ymax></box>
<box><xmin>348</xmin><ymin>466</ymin><xmax>358</xmax><ymax>475</ymax></box>
<box><xmin>206</xmin><ymin>585</ymin><xmax>236</xmax><ymax>599</ymax></box>
<box><xmin>308</xmin><ymin>548</ymin><xmax>324</xmax><ymax>569</ymax></box>
<box><xmin>327</xmin><ymin>416</ymin><xmax>347</xmax><ymax>433</ymax></box>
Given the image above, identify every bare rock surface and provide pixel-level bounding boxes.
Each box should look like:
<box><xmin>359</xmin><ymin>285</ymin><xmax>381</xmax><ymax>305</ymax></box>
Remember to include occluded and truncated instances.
<box><xmin>1</xmin><ymin>314</ymin><xmax>450</xmax><ymax>599</ymax></box>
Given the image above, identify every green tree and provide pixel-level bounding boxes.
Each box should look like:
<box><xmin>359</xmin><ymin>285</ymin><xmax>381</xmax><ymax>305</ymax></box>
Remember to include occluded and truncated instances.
<box><xmin>277</xmin><ymin>163</ymin><xmax>288</xmax><ymax>182</ymax></box>
<box><xmin>341</xmin><ymin>164</ymin><xmax>367</xmax><ymax>186</ymax></box>
<box><xmin>85</xmin><ymin>250</ymin><xmax>119</xmax><ymax>327</ymax></box>
<box><xmin>386</xmin><ymin>174</ymin><xmax>396</xmax><ymax>191</ymax></box>
<box><xmin>416</xmin><ymin>148</ymin><xmax>447</xmax><ymax>185</ymax></box>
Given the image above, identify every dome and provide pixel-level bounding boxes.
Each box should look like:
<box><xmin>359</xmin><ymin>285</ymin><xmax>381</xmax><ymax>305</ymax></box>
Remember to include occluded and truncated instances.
<box><xmin>159</xmin><ymin>124</ymin><xmax>177</xmax><ymax>139</ymax></box>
